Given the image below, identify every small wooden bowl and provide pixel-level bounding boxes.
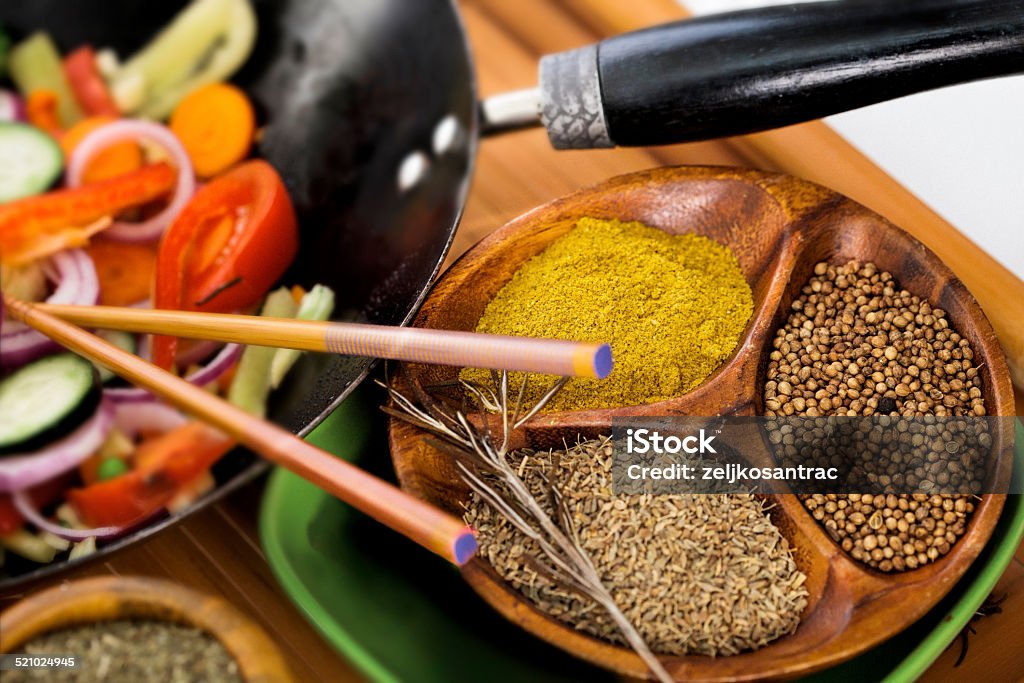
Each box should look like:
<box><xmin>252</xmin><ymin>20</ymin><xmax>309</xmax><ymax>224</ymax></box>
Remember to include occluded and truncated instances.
<box><xmin>388</xmin><ymin>166</ymin><xmax>1016</xmax><ymax>681</ymax></box>
<box><xmin>0</xmin><ymin>575</ymin><xmax>294</xmax><ymax>682</ymax></box>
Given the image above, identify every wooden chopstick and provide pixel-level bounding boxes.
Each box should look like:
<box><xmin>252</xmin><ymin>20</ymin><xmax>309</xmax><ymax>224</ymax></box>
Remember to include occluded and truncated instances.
<box><xmin>2</xmin><ymin>295</ymin><xmax>477</xmax><ymax>567</ymax></box>
<box><xmin>34</xmin><ymin>303</ymin><xmax>613</xmax><ymax>380</ymax></box>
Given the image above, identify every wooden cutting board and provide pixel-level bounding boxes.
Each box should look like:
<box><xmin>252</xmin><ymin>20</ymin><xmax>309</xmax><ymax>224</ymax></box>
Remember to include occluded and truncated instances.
<box><xmin>1</xmin><ymin>2</ymin><xmax>1020</xmax><ymax>681</ymax></box>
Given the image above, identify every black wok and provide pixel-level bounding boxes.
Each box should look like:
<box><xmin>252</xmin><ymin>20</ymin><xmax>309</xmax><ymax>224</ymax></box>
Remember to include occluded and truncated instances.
<box><xmin>1</xmin><ymin>0</ymin><xmax>1021</xmax><ymax>586</ymax></box>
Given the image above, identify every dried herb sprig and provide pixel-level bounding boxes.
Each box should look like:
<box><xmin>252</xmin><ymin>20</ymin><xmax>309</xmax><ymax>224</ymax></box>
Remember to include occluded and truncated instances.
<box><xmin>383</xmin><ymin>369</ymin><xmax>674</xmax><ymax>683</ymax></box>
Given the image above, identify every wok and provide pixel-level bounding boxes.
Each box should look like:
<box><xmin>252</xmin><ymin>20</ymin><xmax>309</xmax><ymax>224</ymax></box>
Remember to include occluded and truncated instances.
<box><xmin>1</xmin><ymin>0</ymin><xmax>1021</xmax><ymax>586</ymax></box>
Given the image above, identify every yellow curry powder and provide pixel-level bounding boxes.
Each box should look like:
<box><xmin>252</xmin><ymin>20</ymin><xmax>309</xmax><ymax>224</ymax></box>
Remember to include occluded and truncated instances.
<box><xmin>462</xmin><ymin>217</ymin><xmax>754</xmax><ymax>411</ymax></box>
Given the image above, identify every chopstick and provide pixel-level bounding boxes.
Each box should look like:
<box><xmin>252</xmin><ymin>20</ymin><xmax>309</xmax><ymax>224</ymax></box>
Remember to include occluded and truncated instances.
<box><xmin>33</xmin><ymin>303</ymin><xmax>613</xmax><ymax>379</ymax></box>
<box><xmin>2</xmin><ymin>295</ymin><xmax>477</xmax><ymax>567</ymax></box>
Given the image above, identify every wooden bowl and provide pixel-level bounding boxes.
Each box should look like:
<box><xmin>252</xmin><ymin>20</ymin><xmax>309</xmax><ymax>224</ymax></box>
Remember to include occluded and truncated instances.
<box><xmin>388</xmin><ymin>166</ymin><xmax>1015</xmax><ymax>681</ymax></box>
<box><xmin>0</xmin><ymin>575</ymin><xmax>294</xmax><ymax>682</ymax></box>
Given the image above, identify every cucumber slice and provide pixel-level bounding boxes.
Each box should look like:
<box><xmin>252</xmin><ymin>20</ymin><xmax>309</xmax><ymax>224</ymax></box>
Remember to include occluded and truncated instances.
<box><xmin>0</xmin><ymin>354</ymin><xmax>100</xmax><ymax>455</ymax></box>
<box><xmin>0</xmin><ymin>122</ymin><xmax>63</xmax><ymax>203</ymax></box>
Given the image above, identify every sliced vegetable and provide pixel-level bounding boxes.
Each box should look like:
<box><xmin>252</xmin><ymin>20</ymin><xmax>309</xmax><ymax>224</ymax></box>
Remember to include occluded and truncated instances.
<box><xmin>63</xmin><ymin>46</ymin><xmax>120</xmax><ymax>117</ymax></box>
<box><xmin>133</xmin><ymin>0</ymin><xmax>257</xmax><ymax>120</ymax></box>
<box><xmin>62</xmin><ymin>117</ymin><xmax>143</xmax><ymax>184</ymax></box>
<box><xmin>0</xmin><ymin>161</ymin><xmax>175</xmax><ymax>265</ymax></box>
<box><xmin>0</xmin><ymin>90</ymin><xmax>25</xmax><ymax>122</ymax></box>
<box><xmin>0</xmin><ymin>475</ymin><xmax>70</xmax><ymax>535</ymax></box>
<box><xmin>170</xmin><ymin>83</ymin><xmax>254</xmax><ymax>178</ymax></box>
<box><xmin>0</xmin><ymin>398</ymin><xmax>113</xmax><ymax>493</ymax></box>
<box><xmin>0</xmin><ymin>122</ymin><xmax>63</xmax><ymax>203</ymax></box>
<box><xmin>0</xmin><ymin>260</ymin><xmax>47</xmax><ymax>304</ymax></box>
<box><xmin>68</xmin><ymin>422</ymin><xmax>233</xmax><ymax>527</ymax></box>
<box><xmin>86</xmin><ymin>240</ymin><xmax>156</xmax><ymax>307</ymax></box>
<box><xmin>228</xmin><ymin>287</ymin><xmax>297</xmax><ymax>417</ymax></box>
<box><xmin>12</xmin><ymin>489</ymin><xmax>124</xmax><ymax>541</ymax></box>
<box><xmin>153</xmin><ymin>160</ymin><xmax>299</xmax><ymax>368</ymax></box>
<box><xmin>109</xmin><ymin>0</ymin><xmax>234</xmax><ymax>114</ymax></box>
<box><xmin>94</xmin><ymin>330</ymin><xmax>137</xmax><ymax>382</ymax></box>
<box><xmin>0</xmin><ymin>249</ymin><xmax>99</xmax><ymax>369</ymax></box>
<box><xmin>7</xmin><ymin>32</ymin><xmax>83</xmax><ymax>126</ymax></box>
<box><xmin>66</xmin><ymin>120</ymin><xmax>195</xmax><ymax>244</ymax></box>
<box><xmin>109</xmin><ymin>401</ymin><xmax>188</xmax><ymax>437</ymax></box>
<box><xmin>106</xmin><ymin>342</ymin><xmax>241</xmax><ymax>403</ymax></box>
<box><xmin>0</xmin><ymin>528</ymin><xmax>57</xmax><ymax>563</ymax></box>
<box><xmin>69</xmin><ymin>535</ymin><xmax>97</xmax><ymax>560</ymax></box>
<box><xmin>0</xmin><ymin>354</ymin><xmax>100</xmax><ymax>454</ymax></box>
<box><xmin>270</xmin><ymin>284</ymin><xmax>336</xmax><ymax>388</ymax></box>
<box><xmin>25</xmin><ymin>89</ymin><xmax>61</xmax><ymax>135</ymax></box>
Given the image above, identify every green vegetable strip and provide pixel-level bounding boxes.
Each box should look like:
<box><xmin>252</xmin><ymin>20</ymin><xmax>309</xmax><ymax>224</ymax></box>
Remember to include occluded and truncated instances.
<box><xmin>227</xmin><ymin>287</ymin><xmax>297</xmax><ymax>417</ymax></box>
<box><xmin>111</xmin><ymin>0</ymin><xmax>235</xmax><ymax>115</ymax></box>
<box><xmin>8</xmin><ymin>33</ymin><xmax>84</xmax><ymax>126</ymax></box>
<box><xmin>0</xmin><ymin>529</ymin><xmax>57</xmax><ymax>564</ymax></box>
<box><xmin>139</xmin><ymin>0</ymin><xmax>257</xmax><ymax>119</ymax></box>
<box><xmin>269</xmin><ymin>285</ymin><xmax>336</xmax><ymax>389</ymax></box>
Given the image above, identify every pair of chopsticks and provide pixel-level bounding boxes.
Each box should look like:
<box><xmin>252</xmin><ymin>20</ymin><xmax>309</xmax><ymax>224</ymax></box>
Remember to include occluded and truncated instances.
<box><xmin>3</xmin><ymin>296</ymin><xmax>486</xmax><ymax>565</ymax></box>
<box><xmin>33</xmin><ymin>303</ymin><xmax>614</xmax><ymax>380</ymax></box>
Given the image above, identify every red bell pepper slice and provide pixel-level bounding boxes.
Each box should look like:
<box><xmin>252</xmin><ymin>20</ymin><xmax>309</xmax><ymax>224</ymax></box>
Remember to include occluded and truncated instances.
<box><xmin>68</xmin><ymin>422</ymin><xmax>234</xmax><ymax>528</ymax></box>
<box><xmin>0</xmin><ymin>162</ymin><xmax>176</xmax><ymax>265</ymax></box>
<box><xmin>152</xmin><ymin>159</ymin><xmax>298</xmax><ymax>369</ymax></box>
<box><xmin>63</xmin><ymin>46</ymin><xmax>120</xmax><ymax>117</ymax></box>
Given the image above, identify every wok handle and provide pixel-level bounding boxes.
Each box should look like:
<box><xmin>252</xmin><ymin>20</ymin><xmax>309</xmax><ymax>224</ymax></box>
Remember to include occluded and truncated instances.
<box><xmin>539</xmin><ymin>0</ymin><xmax>1024</xmax><ymax>149</ymax></box>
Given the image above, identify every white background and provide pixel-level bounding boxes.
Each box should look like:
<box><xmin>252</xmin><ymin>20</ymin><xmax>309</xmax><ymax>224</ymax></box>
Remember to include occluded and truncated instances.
<box><xmin>682</xmin><ymin>0</ymin><xmax>1024</xmax><ymax>279</ymax></box>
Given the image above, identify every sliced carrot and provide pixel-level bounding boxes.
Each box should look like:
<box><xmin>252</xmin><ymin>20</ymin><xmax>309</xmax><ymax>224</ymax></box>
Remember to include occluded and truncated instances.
<box><xmin>169</xmin><ymin>83</ymin><xmax>255</xmax><ymax>179</ymax></box>
<box><xmin>86</xmin><ymin>240</ymin><xmax>158</xmax><ymax>307</ymax></box>
<box><xmin>61</xmin><ymin>116</ymin><xmax>144</xmax><ymax>184</ymax></box>
<box><xmin>26</xmin><ymin>89</ymin><xmax>62</xmax><ymax>136</ymax></box>
<box><xmin>290</xmin><ymin>284</ymin><xmax>306</xmax><ymax>305</ymax></box>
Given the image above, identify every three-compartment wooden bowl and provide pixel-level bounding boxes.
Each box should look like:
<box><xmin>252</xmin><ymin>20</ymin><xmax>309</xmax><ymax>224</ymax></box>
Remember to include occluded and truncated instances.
<box><xmin>388</xmin><ymin>166</ymin><xmax>1015</xmax><ymax>681</ymax></box>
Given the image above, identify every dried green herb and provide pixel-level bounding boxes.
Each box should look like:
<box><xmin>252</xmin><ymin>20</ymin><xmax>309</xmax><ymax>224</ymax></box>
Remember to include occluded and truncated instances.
<box><xmin>7</xmin><ymin>620</ymin><xmax>242</xmax><ymax>683</ymax></box>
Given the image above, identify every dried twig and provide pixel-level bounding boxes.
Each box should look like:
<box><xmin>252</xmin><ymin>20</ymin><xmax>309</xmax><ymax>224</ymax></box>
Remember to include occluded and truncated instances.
<box><xmin>382</xmin><ymin>371</ymin><xmax>674</xmax><ymax>683</ymax></box>
<box><xmin>953</xmin><ymin>592</ymin><xmax>1006</xmax><ymax>667</ymax></box>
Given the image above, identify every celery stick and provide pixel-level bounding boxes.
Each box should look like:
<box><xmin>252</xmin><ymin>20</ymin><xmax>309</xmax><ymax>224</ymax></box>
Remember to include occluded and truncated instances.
<box><xmin>139</xmin><ymin>0</ymin><xmax>257</xmax><ymax>119</ymax></box>
<box><xmin>227</xmin><ymin>288</ymin><xmax>298</xmax><ymax>417</ymax></box>
<box><xmin>270</xmin><ymin>285</ymin><xmax>336</xmax><ymax>390</ymax></box>
<box><xmin>69</xmin><ymin>536</ymin><xmax>96</xmax><ymax>560</ymax></box>
<box><xmin>112</xmin><ymin>0</ymin><xmax>233</xmax><ymax>114</ymax></box>
<box><xmin>0</xmin><ymin>529</ymin><xmax>57</xmax><ymax>564</ymax></box>
<box><xmin>7</xmin><ymin>33</ymin><xmax>83</xmax><ymax>126</ymax></box>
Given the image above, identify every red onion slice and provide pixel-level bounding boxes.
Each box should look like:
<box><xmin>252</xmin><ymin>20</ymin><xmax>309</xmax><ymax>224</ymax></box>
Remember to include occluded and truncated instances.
<box><xmin>0</xmin><ymin>399</ymin><xmax>114</xmax><ymax>493</ymax></box>
<box><xmin>12</xmin><ymin>489</ymin><xmax>126</xmax><ymax>540</ymax></box>
<box><xmin>0</xmin><ymin>249</ymin><xmax>100</xmax><ymax>369</ymax></box>
<box><xmin>174</xmin><ymin>339</ymin><xmax>223</xmax><ymax>368</ymax></box>
<box><xmin>0</xmin><ymin>90</ymin><xmax>25</xmax><ymax>122</ymax></box>
<box><xmin>112</xmin><ymin>401</ymin><xmax>188</xmax><ymax>438</ymax></box>
<box><xmin>104</xmin><ymin>343</ymin><xmax>242</xmax><ymax>403</ymax></box>
<box><xmin>66</xmin><ymin>120</ymin><xmax>195</xmax><ymax>243</ymax></box>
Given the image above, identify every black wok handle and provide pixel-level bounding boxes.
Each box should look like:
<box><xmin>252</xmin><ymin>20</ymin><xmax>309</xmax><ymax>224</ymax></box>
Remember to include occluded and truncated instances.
<box><xmin>537</xmin><ymin>0</ymin><xmax>1024</xmax><ymax>149</ymax></box>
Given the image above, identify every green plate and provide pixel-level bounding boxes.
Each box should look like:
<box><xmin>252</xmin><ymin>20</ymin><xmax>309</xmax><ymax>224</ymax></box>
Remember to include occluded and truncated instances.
<box><xmin>260</xmin><ymin>386</ymin><xmax>1024</xmax><ymax>682</ymax></box>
